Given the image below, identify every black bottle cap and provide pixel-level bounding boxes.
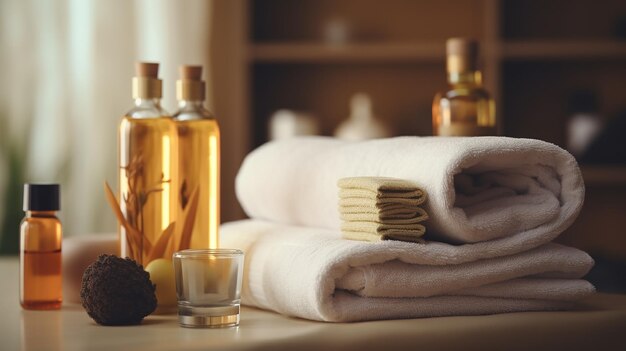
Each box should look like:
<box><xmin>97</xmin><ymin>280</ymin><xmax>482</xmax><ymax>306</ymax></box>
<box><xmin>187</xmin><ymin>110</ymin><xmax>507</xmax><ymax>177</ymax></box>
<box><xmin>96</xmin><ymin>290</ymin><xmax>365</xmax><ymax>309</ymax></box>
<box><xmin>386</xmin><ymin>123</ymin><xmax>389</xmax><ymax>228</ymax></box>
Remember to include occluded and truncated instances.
<box><xmin>23</xmin><ymin>183</ymin><xmax>60</xmax><ymax>211</ymax></box>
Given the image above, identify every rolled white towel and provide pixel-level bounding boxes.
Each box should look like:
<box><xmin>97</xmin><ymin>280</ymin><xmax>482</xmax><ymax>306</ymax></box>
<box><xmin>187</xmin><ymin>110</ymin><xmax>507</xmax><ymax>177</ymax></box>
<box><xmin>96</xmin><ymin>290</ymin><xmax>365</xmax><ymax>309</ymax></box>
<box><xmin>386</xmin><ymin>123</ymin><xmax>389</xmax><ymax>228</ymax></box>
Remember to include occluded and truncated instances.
<box><xmin>221</xmin><ymin>220</ymin><xmax>595</xmax><ymax>322</ymax></box>
<box><xmin>236</xmin><ymin>136</ymin><xmax>584</xmax><ymax>246</ymax></box>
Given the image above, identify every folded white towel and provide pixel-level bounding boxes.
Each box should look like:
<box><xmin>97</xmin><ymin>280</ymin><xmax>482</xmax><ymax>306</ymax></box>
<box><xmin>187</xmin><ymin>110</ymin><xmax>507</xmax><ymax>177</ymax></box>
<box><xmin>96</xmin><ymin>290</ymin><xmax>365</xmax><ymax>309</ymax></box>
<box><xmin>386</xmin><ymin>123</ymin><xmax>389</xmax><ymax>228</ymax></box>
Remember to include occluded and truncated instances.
<box><xmin>221</xmin><ymin>220</ymin><xmax>594</xmax><ymax>322</ymax></box>
<box><xmin>236</xmin><ymin>136</ymin><xmax>584</xmax><ymax>245</ymax></box>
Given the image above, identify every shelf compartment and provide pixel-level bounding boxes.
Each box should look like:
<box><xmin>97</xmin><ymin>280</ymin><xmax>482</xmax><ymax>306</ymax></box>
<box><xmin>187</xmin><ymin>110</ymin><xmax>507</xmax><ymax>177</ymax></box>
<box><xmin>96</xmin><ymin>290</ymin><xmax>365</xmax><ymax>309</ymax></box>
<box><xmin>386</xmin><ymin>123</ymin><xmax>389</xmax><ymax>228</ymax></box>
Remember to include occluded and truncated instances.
<box><xmin>251</xmin><ymin>62</ymin><xmax>446</xmax><ymax>146</ymax></box>
<box><xmin>502</xmin><ymin>0</ymin><xmax>626</xmax><ymax>40</ymax></box>
<box><xmin>503</xmin><ymin>61</ymin><xmax>626</xmax><ymax>147</ymax></box>
<box><xmin>251</xmin><ymin>0</ymin><xmax>486</xmax><ymax>43</ymax></box>
<box><xmin>502</xmin><ymin>41</ymin><xmax>626</xmax><ymax>60</ymax></box>
<box><xmin>249</xmin><ymin>43</ymin><xmax>445</xmax><ymax>63</ymax></box>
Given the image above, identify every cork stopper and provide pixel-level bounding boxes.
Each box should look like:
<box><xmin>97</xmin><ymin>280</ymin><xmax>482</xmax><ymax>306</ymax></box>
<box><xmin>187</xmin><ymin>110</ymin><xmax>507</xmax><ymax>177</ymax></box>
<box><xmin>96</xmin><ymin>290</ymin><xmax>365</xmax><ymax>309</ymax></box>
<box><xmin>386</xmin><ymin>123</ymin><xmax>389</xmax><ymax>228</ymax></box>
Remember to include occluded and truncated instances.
<box><xmin>135</xmin><ymin>62</ymin><xmax>160</xmax><ymax>78</ymax></box>
<box><xmin>180</xmin><ymin>65</ymin><xmax>202</xmax><ymax>80</ymax></box>
<box><xmin>446</xmin><ymin>38</ymin><xmax>478</xmax><ymax>57</ymax></box>
<box><xmin>177</xmin><ymin>65</ymin><xmax>205</xmax><ymax>101</ymax></box>
<box><xmin>132</xmin><ymin>62</ymin><xmax>162</xmax><ymax>99</ymax></box>
<box><xmin>446</xmin><ymin>38</ymin><xmax>478</xmax><ymax>74</ymax></box>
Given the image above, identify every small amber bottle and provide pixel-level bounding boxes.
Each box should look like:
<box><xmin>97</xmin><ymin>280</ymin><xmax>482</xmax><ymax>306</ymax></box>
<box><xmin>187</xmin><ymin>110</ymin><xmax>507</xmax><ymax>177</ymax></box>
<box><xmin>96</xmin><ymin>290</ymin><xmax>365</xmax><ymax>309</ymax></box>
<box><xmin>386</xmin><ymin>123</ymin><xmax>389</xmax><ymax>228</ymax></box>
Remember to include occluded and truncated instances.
<box><xmin>20</xmin><ymin>183</ymin><xmax>63</xmax><ymax>310</ymax></box>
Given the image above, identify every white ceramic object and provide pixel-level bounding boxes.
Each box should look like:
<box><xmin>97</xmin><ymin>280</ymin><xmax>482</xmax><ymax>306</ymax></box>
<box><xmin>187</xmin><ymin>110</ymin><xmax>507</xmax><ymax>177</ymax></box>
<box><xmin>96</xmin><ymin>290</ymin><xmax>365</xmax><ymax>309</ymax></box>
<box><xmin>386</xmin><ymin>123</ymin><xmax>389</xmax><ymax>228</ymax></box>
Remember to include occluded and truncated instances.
<box><xmin>323</xmin><ymin>17</ymin><xmax>351</xmax><ymax>45</ymax></box>
<box><xmin>567</xmin><ymin>112</ymin><xmax>603</xmax><ymax>158</ymax></box>
<box><xmin>269</xmin><ymin>110</ymin><xmax>319</xmax><ymax>140</ymax></box>
<box><xmin>334</xmin><ymin>93</ymin><xmax>392</xmax><ymax>141</ymax></box>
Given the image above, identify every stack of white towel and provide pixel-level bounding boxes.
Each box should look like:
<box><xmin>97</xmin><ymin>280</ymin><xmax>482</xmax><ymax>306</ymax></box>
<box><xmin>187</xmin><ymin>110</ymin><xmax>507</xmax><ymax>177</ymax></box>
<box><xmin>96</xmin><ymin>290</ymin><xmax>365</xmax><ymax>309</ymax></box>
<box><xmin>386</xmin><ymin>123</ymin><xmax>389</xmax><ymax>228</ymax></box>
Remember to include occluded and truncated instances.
<box><xmin>223</xmin><ymin>136</ymin><xmax>595</xmax><ymax>322</ymax></box>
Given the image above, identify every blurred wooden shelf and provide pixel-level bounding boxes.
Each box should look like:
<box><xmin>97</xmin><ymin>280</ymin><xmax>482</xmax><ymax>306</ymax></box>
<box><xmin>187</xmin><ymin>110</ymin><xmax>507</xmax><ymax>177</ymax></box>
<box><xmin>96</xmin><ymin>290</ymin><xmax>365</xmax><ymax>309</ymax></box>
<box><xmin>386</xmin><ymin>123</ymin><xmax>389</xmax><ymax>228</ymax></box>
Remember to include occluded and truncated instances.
<box><xmin>502</xmin><ymin>41</ymin><xmax>626</xmax><ymax>60</ymax></box>
<box><xmin>581</xmin><ymin>166</ymin><xmax>626</xmax><ymax>186</ymax></box>
<box><xmin>249</xmin><ymin>43</ymin><xmax>445</xmax><ymax>63</ymax></box>
<box><xmin>250</xmin><ymin>41</ymin><xmax>626</xmax><ymax>63</ymax></box>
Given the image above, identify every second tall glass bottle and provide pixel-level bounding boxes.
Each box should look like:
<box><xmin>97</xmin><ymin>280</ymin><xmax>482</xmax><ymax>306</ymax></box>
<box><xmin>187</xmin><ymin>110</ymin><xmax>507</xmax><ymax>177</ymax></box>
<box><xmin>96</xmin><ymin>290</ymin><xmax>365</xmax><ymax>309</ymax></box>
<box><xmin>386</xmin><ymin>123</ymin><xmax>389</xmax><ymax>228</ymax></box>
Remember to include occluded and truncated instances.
<box><xmin>173</xmin><ymin>65</ymin><xmax>220</xmax><ymax>249</ymax></box>
<box><xmin>119</xmin><ymin>62</ymin><xmax>178</xmax><ymax>265</ymax></box>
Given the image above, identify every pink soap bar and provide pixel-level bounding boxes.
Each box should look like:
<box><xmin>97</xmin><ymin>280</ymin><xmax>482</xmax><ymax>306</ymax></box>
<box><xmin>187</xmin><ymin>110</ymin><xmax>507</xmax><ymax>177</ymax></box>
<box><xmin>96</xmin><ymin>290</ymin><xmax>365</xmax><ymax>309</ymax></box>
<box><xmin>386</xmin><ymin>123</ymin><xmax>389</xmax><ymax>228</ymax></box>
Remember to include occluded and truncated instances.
<box><xmin>62</xmin><ymin>234</ymin><xmax>118</xmax><ymax>304</ymax></box>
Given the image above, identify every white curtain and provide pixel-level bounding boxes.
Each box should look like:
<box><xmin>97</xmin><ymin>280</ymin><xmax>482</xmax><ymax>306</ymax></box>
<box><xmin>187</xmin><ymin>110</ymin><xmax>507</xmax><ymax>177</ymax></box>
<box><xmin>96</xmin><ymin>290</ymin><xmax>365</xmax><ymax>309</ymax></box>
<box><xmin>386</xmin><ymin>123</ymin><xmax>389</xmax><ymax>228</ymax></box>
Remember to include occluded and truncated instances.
<box><xmin>0</xmin><ymin>0</ymin><xmax>213</xmax><ymax>240</ymax></box>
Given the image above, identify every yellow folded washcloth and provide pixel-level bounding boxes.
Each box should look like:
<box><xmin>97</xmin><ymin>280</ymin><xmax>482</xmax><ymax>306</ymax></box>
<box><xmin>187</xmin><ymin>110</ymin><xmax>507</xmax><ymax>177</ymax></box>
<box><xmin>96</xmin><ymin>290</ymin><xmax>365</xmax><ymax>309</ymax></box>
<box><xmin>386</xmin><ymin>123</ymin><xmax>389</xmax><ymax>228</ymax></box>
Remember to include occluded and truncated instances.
<box><xmin>338</xmin><ymin>177</ymin><xmax>428</xmax><ymax>243</ymax></box>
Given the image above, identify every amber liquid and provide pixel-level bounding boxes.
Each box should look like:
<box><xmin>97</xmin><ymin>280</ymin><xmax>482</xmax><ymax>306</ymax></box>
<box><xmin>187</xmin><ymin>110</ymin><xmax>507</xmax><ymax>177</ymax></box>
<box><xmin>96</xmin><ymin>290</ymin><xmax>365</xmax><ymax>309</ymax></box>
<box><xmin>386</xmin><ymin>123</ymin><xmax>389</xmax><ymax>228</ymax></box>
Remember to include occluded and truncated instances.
<box><xmin>176</xmin><ymin>119</ymin><xmax>220</xmax><ymax>249</ymax></box>
<box><xmin>20</xmin><ymin>212</ymin><xmax>62</xmax><ymax>310</ymax></box>
<box><xmin>432</xmin><ymin>76</ymin><xmax>496</xmax><ymax>136</ymax></box>
<box><xmin>21</xmin><ymin>250</ymin><xmax>62</xmax><ymax>309</ymax></box>
<box><xmin>119</xmin><ymin>116</ymin><xmax>178</xmax><ymax>265</ymax></box>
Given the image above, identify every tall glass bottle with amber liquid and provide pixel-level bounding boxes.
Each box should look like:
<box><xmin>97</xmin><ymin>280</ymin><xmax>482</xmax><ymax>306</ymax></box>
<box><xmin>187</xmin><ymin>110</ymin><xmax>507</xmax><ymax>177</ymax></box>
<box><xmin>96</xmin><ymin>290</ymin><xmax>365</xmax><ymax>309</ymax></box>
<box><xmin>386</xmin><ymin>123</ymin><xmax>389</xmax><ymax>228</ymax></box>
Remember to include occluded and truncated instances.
<box><xmin>119</xmin><ymin>62</ymin><xmax>178</xmax><ymax>265</ymax></box>
<box><xmin>173</xmin><ymin>65</ymin><xmax>220</xmax><ymax>249</ymax></box>
<box><xmin>20</xmin><ymin>183</ymin><xmax>62</xmax><ymax>310</ymax></box>
<box><xmin>432</xmin><ymin>38</ymin><xmax>496</xmax><ymax>136</ymax></box>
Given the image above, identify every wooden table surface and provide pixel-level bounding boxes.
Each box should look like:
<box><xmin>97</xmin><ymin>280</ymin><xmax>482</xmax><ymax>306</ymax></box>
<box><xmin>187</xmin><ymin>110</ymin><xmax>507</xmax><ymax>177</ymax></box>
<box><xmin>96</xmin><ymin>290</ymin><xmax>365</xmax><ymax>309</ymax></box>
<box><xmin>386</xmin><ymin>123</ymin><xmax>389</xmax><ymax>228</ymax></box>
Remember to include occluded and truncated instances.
<box><xmin>2</xmin><ymin>257</ymin><xmax>626</xmax><ymax>351</ymax></box>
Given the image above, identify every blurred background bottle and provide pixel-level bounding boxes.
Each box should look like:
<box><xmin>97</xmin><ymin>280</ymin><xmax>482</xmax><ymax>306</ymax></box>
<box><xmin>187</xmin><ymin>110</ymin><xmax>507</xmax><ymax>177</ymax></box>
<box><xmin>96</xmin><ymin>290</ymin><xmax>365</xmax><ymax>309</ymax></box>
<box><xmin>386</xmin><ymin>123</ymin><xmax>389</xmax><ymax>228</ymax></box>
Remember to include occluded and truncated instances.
<box><xmin>432</xmin><ymin>38</ymin><xmax>496</xmax><ymax>136</ymax></box>
<box><xmin>335</xmin><ymin>93</ymin><xmax>391</xmax><ymax>141</ymax></box>
<box><xmin>566</xmin><ymin>90</ymin><xmax>603</xmax><ymax>159</ymax></box>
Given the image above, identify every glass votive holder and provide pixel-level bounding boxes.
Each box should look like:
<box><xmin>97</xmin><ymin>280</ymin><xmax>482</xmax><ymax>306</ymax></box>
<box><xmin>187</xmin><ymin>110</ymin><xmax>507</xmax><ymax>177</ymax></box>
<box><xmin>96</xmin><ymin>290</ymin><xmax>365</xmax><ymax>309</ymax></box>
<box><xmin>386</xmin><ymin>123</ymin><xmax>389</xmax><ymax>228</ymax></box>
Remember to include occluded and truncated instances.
<box><xmin>173</xmin><ymin>249</ymin><xmax>244</xmax><ymax>328</ymax></box>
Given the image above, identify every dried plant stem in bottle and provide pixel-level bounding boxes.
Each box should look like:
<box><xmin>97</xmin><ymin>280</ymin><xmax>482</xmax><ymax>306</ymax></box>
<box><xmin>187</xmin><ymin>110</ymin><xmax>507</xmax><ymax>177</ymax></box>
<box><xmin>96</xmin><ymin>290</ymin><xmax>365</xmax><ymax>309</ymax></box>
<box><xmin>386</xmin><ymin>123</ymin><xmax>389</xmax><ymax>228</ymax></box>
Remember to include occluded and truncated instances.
<box><xmin>173</xmin><ymin>65</ymin><xmax>221</xmax><ymax>250</ymax></box>
<box><xmin>117</xmin><ymin>62</ymin><xmax>178</xmax><ymax>265</ymax></box>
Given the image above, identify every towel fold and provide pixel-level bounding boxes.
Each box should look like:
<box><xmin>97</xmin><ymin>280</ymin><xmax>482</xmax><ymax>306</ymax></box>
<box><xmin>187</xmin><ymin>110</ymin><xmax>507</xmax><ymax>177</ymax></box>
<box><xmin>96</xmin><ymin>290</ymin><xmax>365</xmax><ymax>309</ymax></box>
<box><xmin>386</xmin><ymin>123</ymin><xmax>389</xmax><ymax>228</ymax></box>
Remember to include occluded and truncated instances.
<box><xmin>339</xmin><ymin>208</ymin><xmax>428</xmax><ymax>224</ymax></box>
<box><xmin>339</xmin><ymin>193</ymin><xmax>426</xmax><ymax>206</ymax></box>
<box><xmin>338</xmin><ymin>177</ymin><xmax>427</xmax><ymax>201</ymax></box>
<box><xmin>221</xmin><ymin>220</ymin><xmax>595</xmax><ymax>322</ymax></box>
<box><xmin>236</xmin><ymin>136</ymin><xmax>584</xmax><ymax>246</ymax></box>
<box><xmin>339</xmin><ymin>199</ymin><xmax>423</xmax><ymax>211</ymax></box>
<box><xmin>341</xmin><ymin>221</ymin><xmax>426</xmax><ymax>242</ymax></box>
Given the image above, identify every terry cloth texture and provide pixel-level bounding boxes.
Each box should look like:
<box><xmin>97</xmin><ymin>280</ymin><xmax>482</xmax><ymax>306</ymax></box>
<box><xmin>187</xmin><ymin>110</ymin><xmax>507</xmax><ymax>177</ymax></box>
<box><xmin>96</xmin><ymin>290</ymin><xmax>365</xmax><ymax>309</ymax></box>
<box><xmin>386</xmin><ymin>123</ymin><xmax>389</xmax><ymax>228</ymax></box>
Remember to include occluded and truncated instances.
<box><xmin>236</xmin><ymin>136</ymin><xmax>584</xmax><ymax>246</ymax></box>
<box><xmin>221</xmin><ymin>220</ymin><xmax>594</xmax><ymax>322</ymax></box>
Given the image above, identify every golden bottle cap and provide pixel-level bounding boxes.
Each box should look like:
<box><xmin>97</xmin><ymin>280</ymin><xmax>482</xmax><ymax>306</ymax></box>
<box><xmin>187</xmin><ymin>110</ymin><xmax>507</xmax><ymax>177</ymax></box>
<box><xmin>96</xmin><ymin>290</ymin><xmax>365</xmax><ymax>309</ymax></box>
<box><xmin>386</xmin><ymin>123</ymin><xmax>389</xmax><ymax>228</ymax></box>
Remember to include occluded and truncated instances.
<box><xmin>176</xmin><ymin>65</ymin><xmax>205</xmax><ymax>101</ymax></box>
<box><xmin>446</xmin><ymin>38</ymin><xmax>478</xmax><ymax>74</ymax></box>
<box><xmin>132</xmin><ymin>62</ymin><xmax>163</xmax><ymax>99</ymax></box>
